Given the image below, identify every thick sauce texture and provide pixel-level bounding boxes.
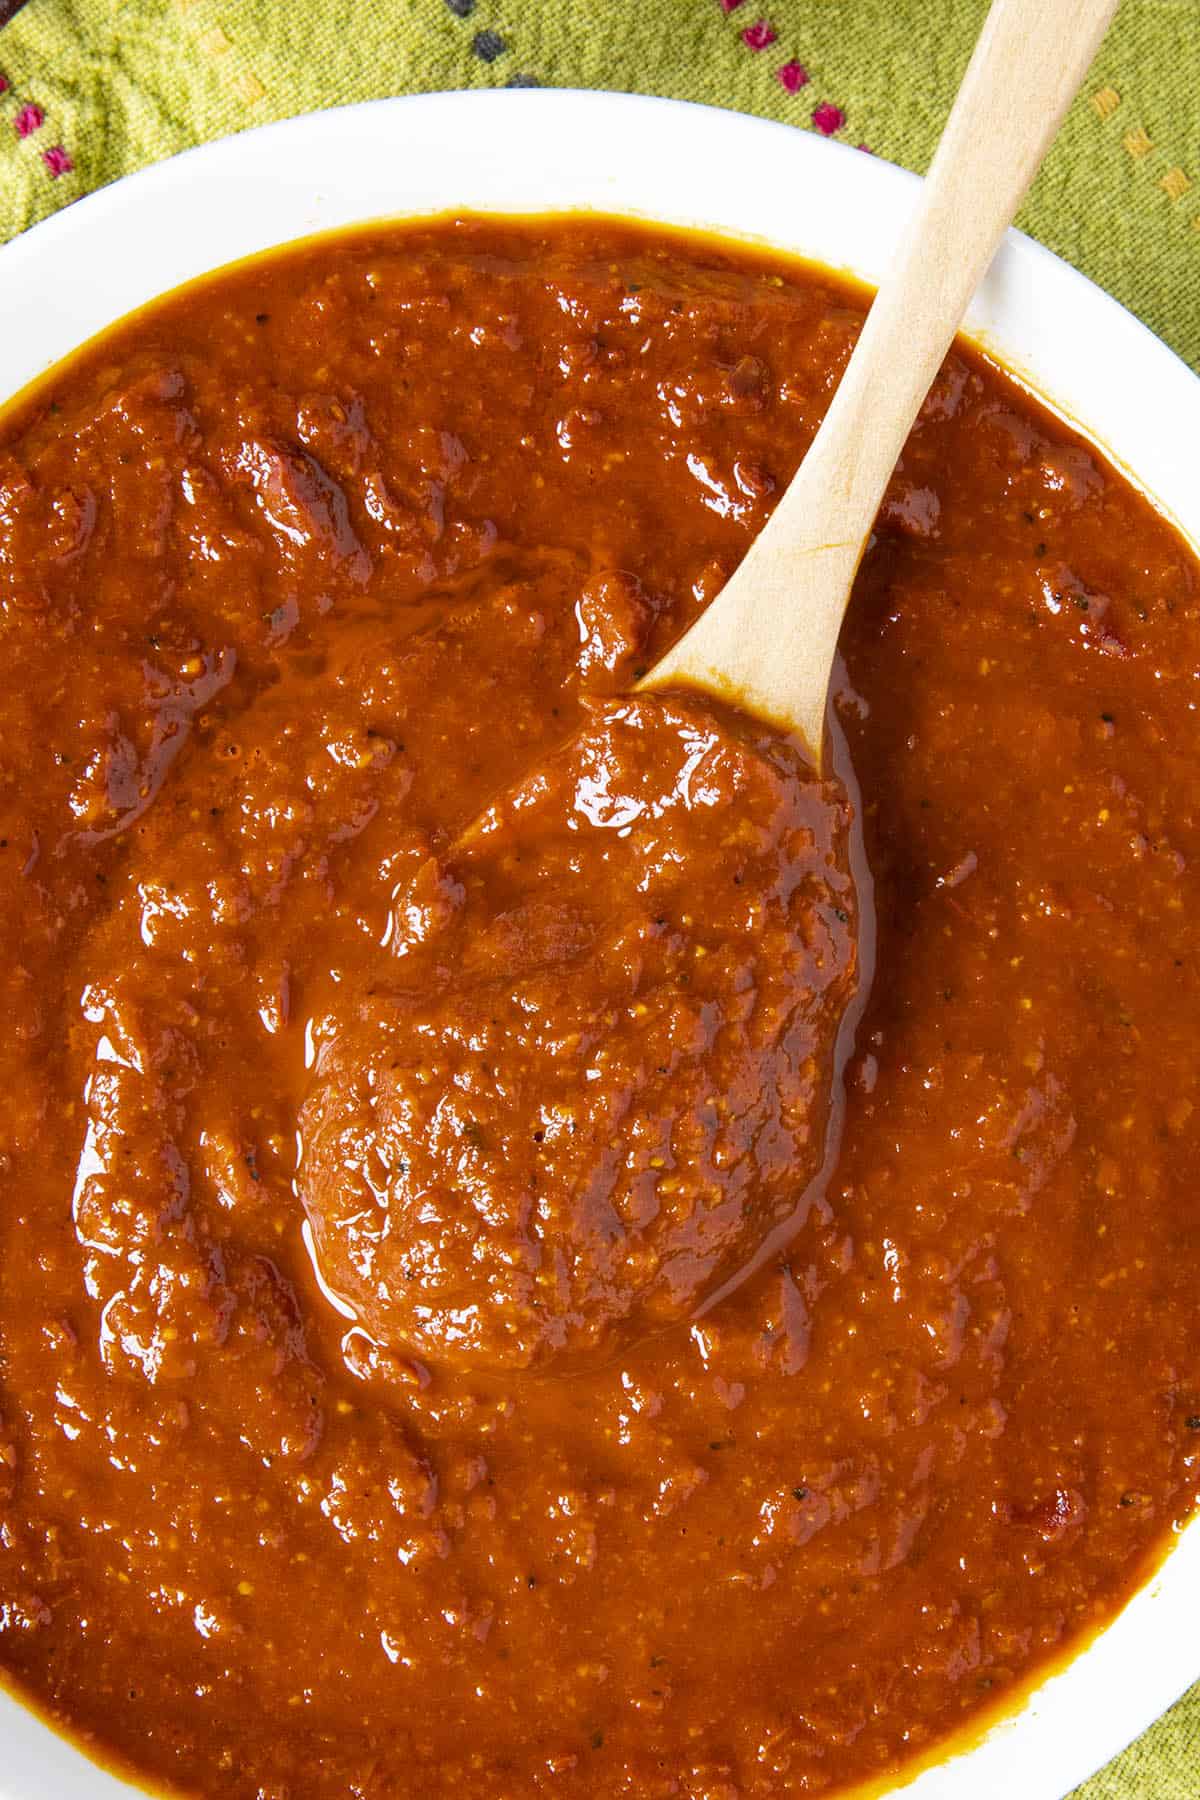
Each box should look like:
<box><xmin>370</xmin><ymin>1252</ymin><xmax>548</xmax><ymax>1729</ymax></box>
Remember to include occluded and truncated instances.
<box><xmin>0</xmin><ymin>218</ymin><xmax>1197</xmax><ymax>1799</ymax></box>
<box><xmin>301</xmin><ymin>690</ymin><xmax>857</xmax><ymax>1373</ymax></box>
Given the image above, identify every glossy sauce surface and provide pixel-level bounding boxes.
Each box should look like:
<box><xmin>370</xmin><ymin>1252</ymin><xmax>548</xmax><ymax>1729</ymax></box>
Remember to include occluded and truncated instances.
<box><xmin>0</xmin><ymin>218</ymin><xmax>1197</xmax><ymax>1799</ymax></box>
<box><xmin>301</xmin><ymin>688</ymin><xmax>858</xmax><ymax>1374</ymax></box>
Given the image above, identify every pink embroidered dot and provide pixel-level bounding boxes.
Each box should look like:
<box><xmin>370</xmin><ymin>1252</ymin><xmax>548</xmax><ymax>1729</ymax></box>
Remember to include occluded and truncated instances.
<box><xmin>741</xmin><ymin>19</ymin><xmax>777</xmax><ymax>49</ymax></box>
<box><xmin>0</xmin><ymin>75</ymin><xmax>9</xmax><ymax>97</ymax></box>
<box><xmin>857</xmin><ymin>143</ymin><xmax>874</xmax><ymax>154</ymax></box>
<box><xmin>42</xmin><ymin>145</ymin><xmax>74</xmax><ymax>178</ymax></box>
<box><xmin>14</xmin><ymin>102</ymin><xmax>44</xmax><ymax>139</ymax></box>
<box><xmin>777</xmin><ymin>60</ymin><xmax>809</xmax><ymax>94</ymax></box>
<box><xmin>719</xmin><ymin>0</ymin><xmax>746</xmax><ymax>12</ymax></box>
<box><xmin>812</xmin><ymin>101</ymin><xmax>846</xmax><ymax>136</ymax></box>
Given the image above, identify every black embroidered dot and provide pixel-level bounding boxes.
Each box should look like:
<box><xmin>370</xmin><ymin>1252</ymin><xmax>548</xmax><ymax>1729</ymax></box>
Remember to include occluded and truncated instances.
<box><xmin>505</xmin><ymin>73</ymin><xmax>541</xmax><ymax>87</ymax></box>
<box><xmin>472</xmin><ymin>28</ymin><xmax>507</xmax><ymax>62</ymax></box>
<box><xmin>444</xmin><ymin>0</ymin><xmax>475</xmax><ymax>16</ymax></box>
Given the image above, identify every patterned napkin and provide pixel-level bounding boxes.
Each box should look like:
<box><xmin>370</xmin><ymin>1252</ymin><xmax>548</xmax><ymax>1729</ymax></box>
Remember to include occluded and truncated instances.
<box><xmin>0</xmin><ymin>1</ymin><xmax>1197</xmax><ymax>1793</ymax></box>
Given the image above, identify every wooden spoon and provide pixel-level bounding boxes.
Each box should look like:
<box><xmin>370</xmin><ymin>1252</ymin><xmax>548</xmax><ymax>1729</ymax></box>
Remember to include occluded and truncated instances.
<box><xmin>643</xmin><ymin>0</ymin><xmax>1119</xmax><ymax>766</ymax></box>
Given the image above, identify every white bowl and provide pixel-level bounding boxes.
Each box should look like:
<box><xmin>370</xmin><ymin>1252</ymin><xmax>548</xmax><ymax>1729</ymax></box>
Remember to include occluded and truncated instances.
<box><xmin>0</xmin><ymin>89</ymin><xmax>1197</xmax><ymax>1800</ymax></box>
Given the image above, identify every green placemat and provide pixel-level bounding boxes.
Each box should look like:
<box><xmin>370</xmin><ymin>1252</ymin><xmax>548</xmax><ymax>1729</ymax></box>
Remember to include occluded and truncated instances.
<box><xmin>1</xmin><ymin>1</ymin><xmax>1198</xmax><ymax>1795</ymax></box>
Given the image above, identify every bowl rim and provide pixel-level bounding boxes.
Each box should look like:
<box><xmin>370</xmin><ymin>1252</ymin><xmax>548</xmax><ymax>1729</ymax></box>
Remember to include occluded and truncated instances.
<box><xmin>0</xmin><ymin>85</ymin><xmax>1197</xmax><ymax>1800</ymax></box>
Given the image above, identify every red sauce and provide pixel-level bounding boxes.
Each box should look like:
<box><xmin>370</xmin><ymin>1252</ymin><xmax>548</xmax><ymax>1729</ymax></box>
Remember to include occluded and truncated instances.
<box><xmin>301</xmin><ymin>689</ymin><xmax>859</xmax><ymax>1373</ymax></box>
<box><xmin>0</xmin><ymin>216</ymin><xmax>1196</xmax><ymax>1799</ymax></box>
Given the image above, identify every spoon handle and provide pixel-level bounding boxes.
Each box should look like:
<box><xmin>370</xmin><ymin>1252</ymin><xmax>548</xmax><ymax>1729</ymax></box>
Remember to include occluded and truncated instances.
<box><xmin>646</xmin><ymin>0</ymin><xmax>1120</xmax><ymax>763</ymax></box>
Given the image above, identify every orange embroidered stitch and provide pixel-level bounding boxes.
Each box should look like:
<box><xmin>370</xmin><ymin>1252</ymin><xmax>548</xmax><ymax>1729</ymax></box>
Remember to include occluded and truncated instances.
<box><xmin>1091</xmin><ymin>85</ymin><xmax>1121</xmax><ymax>119</ymax></box>
<box><xmin>172</xmin><ymin>6</ymin><xmax>270</xmax><ymax>111</ymax></box>
<box><xmin>1159</xmin><ymin>166</ymin><xmax>1192</xmax><ymax>202</ymax></box>
<box><xmin>1122</xmin><ymin>125</ymin><xmax>1154</xmax><ymax>159</ymax></box>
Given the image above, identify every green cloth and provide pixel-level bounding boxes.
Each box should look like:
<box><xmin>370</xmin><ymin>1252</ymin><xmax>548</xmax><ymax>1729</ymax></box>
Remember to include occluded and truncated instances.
<box><xmin>0</xmin><ymin>0</ymin><xmax>1197</xmax><ymax>1794</ymax></box>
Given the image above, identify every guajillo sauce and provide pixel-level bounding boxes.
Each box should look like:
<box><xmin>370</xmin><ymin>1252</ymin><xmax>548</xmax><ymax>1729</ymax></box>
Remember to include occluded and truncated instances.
<box><xmin>0</xmin><ymin>217</ymin><xmax>1195</xmax><ymax>1799</ymax></box>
